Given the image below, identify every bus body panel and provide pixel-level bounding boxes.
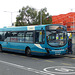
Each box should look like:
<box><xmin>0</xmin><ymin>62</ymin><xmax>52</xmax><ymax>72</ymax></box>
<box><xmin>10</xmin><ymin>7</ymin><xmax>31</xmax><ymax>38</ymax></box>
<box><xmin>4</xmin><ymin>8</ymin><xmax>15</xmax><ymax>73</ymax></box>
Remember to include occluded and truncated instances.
<box><xmin>1</xmin><ymin>41</ymin><xmax>47</xmax><ymax>55</ymax></box>
<box><xmin>0</xmin><ymin>24</ymin><xmax>68</xmax><ymax>56</ymax></box>
<box><xmin>45</xmin><ymin>43</ymin><xmax>68</xmax><ymax>55</ymax></box>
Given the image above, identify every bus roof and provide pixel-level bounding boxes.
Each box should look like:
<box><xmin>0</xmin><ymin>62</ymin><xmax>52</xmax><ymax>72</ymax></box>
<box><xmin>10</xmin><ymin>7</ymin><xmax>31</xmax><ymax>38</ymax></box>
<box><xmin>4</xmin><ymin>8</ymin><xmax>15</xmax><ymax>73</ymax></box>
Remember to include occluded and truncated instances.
<box><xmin>0</xmin><ymin>24</ymin><xmax>65</xmax><ymax>31</ymax></box>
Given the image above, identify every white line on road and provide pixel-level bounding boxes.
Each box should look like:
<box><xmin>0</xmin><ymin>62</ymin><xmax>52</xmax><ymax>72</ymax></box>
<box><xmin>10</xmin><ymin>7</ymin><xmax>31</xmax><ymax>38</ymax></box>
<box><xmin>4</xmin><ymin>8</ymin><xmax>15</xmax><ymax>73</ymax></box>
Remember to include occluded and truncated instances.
<box><xmin>0</xmin><ymin>60</ymin><xmax>54</xmax><ymax>75</ymax></box>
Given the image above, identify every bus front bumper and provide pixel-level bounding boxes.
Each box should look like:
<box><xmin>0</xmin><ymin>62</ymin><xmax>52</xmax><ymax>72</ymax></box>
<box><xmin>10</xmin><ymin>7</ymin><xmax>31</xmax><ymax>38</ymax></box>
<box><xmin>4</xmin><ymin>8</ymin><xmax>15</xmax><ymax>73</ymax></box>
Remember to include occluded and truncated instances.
<box><xmin>48</xmin><ymin>50</ymin><xmax>68</xmax><ymax>55</ymax></box>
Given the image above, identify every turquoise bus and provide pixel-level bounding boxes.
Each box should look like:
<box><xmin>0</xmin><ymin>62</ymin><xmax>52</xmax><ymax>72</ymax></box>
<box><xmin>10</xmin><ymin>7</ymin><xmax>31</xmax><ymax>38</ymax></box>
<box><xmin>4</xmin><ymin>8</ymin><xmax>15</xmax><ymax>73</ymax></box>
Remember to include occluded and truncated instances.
<box><xmin>0</xmin><ymin>24</ymin><xmax>68</xmax><ymax>56</ymax></box>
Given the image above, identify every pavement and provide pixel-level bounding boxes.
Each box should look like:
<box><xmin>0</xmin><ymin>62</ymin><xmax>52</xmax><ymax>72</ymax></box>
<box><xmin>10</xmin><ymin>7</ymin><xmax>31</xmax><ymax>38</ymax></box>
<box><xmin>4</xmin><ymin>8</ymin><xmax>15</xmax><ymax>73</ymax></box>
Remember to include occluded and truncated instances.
<box><xmin>64</xmin><ymin>54</ymin><xmax>75</xmax><ymax>58</ymax></box>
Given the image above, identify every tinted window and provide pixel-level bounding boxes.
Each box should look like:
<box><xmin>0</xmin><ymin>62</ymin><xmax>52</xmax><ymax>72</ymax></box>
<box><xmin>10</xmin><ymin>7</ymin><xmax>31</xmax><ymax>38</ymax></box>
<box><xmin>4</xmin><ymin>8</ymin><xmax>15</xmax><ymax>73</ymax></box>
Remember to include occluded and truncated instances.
<box><xmin>0</xmin><ymin>32</ymin><xmax>5</xmax><ymax>41</ymax></box>
<box><xmin>4</xmin><ymin>32</ymin><xmax>11</xmax><ymax>42</ymax></box>
<box><xmin>17</xmin><ymin>32</ymin><xmax>25</xmax><ymax>42</ymax></box>
<box><xmin>10</xmin><ymin>32</ymin><xmax>18</xmax><ymax>42</ymax></box>
<box><xmin>25</xmin><ymin>32</ymin><xmax>33</xmax><ymax>43</ymax></box>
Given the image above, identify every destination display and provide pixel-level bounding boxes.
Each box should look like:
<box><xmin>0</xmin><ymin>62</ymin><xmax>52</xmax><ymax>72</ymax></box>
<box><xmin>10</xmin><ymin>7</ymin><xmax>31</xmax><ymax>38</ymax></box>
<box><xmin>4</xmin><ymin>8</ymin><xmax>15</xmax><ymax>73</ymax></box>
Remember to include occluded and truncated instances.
<box><xmin>46</xmin><ymin>25</ymin><xmax>66</xmax><ymax>30</ymax></box>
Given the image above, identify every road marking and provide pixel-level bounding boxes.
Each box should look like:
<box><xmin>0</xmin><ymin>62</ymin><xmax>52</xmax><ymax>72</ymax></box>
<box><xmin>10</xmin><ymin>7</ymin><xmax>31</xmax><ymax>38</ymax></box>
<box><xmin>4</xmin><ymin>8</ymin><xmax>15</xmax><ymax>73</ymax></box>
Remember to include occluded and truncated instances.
<box><xmin>64</xmin><ymin>57</ymin><xmax>69</xmax><ymax>58</ymax></box>
<box><xmin>3</xmin><ymin>53</ymin><xmax>8</xmax><ymax>54</ymax></box>
<box><xmin>45</xmin><ymin>60</ymin><xmax>54</xmax><ymax>62</ymax></box>
<box><xmin>0</xmin><ymin>60</ymin><xmax>54</xmax><ymax>75</ymax></box>
<box><xmin>43</xmin><ymin>66</ymin><xmax>75</xmax><ymax>74</ymax></box>
<box><xmin>55</xmin><ymin>68</ymin><xmax>74</xmax><ymax>72</ymax></box>
<box><xmin>62</xmin><ymin>63</ymin><xmax>72</xmax><ymax>65</ymax></box>
<box><xmin>32</xmin><ymin>58</ymin><xmax>39</xmax><ymax>60</ymax></box>
<box><xmin>72</xmin><ymin>58</ymin><xmax>75</xmax><ymax>59</ymax></box>
<box><xmin>20</xmin><ymin>56</ymin><xmax>26</xmax><ymax>58</ymax></box>
<box><xmin>12</xmin><ymin>54</ymin><xmax>17</xmax><ymax>56</ymax></box>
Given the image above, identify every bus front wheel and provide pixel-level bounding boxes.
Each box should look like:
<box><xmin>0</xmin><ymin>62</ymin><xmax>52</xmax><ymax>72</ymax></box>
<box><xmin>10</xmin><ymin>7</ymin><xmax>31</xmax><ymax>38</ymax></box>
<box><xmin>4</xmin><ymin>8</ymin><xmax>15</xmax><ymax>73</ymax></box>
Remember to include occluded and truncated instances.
<box><xmin>25</xmin><ymin>48</ymin><xmax>31</xmax><ymax>56</ymax></box>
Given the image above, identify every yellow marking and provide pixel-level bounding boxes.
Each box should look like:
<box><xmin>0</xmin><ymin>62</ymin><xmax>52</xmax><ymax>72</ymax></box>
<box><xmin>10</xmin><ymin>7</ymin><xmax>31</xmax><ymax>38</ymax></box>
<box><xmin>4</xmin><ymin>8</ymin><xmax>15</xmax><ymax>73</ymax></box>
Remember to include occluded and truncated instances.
<box><xmin>45</xmin><ymin>60</ymin><xmax>54</xmax><ymax>62</ymax></box>
<box><xmin>72</xmin><ymin>58</ymin><xmax>75</xmax><ymax>59</ymax></box>
<box><xmin>62</xmin><ymin>63</ymin><xmax>72</xmax><ymax>65</ymax></box>
<box><xmin>12</xmin><ymin>54</ymin><xmax>17</xmax><ymax>56</ymax></box>
<box><xmin>64</xmin><ymin>57</ymin><xmax>69</xmax><ymax>58</ymax></box>
<box><xmin>20</xmin><ymin>56</ymin><xmax>26</xmax><ymax>58</ymax></box>
<box><xmin>32</xmin><ymin>58</ymin><xmax>39</xmax><ymax>60</ymax></box>
<box><xmin>3</xmin><ymin>53</ymin><xmax>8</xmax><ymax>54</ymax></box>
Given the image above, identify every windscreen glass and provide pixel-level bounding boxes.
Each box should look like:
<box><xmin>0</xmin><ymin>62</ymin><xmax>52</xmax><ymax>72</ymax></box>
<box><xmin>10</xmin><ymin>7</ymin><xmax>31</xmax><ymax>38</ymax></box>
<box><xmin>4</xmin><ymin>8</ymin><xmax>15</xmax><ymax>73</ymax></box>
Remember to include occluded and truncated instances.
<box><xmin>46</xmin><ymin>25</ymin><xmax>67</xmax><ymax>47</ymax></box>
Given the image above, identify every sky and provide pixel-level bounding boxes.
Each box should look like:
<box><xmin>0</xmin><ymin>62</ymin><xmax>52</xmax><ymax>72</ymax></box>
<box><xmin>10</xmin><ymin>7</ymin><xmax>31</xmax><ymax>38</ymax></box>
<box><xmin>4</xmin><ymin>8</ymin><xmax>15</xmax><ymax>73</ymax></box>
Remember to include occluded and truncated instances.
<box><xmin>0</xmin><ymin>0</ymin><xmax>75</xmax><ymax>28</ymax></box>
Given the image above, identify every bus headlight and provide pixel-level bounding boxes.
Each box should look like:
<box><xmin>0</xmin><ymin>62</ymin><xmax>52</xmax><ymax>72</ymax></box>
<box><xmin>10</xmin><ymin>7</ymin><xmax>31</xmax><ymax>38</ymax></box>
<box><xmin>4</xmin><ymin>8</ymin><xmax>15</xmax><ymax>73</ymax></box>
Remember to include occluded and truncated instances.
<box><xmin>65</xmin><ymin>47</ymin><xmax>68</xmax><ymax>50</ymax></box>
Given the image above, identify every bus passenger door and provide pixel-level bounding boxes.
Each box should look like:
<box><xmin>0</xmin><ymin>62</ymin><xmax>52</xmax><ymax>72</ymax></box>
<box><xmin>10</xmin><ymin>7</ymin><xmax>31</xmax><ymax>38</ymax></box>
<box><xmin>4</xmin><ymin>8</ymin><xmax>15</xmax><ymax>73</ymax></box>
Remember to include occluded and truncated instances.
<box><xmin>34</xmin><ymin>31</ymin><xmax>45</xmax><ymax>53</ymax></box>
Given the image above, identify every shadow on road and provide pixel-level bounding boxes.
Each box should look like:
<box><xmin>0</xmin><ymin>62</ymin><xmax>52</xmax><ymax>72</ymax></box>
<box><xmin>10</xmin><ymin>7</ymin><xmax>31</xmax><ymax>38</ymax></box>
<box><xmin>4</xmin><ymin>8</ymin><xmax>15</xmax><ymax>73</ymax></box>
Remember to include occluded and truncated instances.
<box><xmin>0</xmin><ymin>51</ymin><xmax>65</xmax><ymax>59</ymax></box>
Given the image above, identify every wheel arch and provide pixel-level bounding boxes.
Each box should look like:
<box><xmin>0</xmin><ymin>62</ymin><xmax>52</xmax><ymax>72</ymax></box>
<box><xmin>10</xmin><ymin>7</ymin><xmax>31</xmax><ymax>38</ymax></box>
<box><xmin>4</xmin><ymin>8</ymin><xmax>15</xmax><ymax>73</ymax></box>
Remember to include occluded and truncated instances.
<box><xmin>0</xmin><ymin>44</ymin><xmax>2</xmax><ymax>48</ymax></box>
<box><xmin>25</xmin><ymin>46</ymin><xmax>31</xmax><ymax>53</ymax></box>
<box><xmin>0</xmin><ymin>44</ymin><xmax>2</xmax><ymax>51</ymax></box>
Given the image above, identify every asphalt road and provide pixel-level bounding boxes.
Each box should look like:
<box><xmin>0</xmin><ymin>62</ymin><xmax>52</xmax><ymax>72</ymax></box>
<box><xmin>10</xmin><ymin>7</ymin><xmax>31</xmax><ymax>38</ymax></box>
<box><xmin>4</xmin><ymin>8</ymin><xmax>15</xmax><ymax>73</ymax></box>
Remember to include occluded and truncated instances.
<box><xmin>0</xmin><ymin>51</ymin><xmax>75</xmax><ymax>75</ymax></box>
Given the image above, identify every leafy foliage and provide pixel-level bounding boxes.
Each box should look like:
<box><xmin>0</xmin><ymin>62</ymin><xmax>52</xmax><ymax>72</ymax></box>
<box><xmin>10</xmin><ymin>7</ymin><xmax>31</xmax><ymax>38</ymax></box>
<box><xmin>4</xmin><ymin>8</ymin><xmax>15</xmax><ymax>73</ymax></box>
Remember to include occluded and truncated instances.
<box><xmin>15</xmin><ymin>6</ymin><xmax>52</xmax><ymax>26</ymax></box>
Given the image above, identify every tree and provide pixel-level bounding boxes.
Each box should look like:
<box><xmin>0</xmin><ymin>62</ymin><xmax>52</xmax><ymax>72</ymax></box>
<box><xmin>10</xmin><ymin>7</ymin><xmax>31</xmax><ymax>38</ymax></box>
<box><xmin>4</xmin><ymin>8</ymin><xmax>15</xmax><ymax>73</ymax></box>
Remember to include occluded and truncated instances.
<box><xmin>37</xmin><ymin>8</ymin><xmax>52</xmax><ymax>25</ymax></box>
<box><xmin>15</xmin><ymin>6</ymin><xmax>52</xmax><ymax>26</ymax></box>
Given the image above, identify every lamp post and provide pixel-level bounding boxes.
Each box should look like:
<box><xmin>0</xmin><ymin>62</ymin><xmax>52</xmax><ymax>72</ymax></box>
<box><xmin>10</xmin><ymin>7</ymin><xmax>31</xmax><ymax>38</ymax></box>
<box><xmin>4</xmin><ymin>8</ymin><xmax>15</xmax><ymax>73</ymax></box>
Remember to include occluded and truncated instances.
<box><xmin>4</xmin><ymin>11</ymin><xmax>13</xmax><ymax>26</ymax></box>
<box><xmin>36</xmin><ymin>8</ymin><xmax>42</xmax><ymax>25</ymax></box>
<box><xmin>40</xmin><ymin>9</ymin><xmax>42</xmax><ymax>25</ymax></box>
<box><xmin>4</xmin><ymin>11</ymin><xmax>18</xmax><ymax>26</ymax></box>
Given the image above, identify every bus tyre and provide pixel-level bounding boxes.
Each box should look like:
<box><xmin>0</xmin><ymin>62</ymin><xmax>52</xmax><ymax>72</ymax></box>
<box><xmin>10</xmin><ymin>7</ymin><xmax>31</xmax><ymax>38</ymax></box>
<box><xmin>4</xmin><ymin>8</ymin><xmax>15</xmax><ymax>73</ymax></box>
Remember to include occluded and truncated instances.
<box><xmin>0</xmin><ymin>46</ymin><xmax>2</xmax><ymax>52</ymax></box>
<box><xmin>26</xmin><ymin>48</ymin><xmax>31</xmax><ymax>56</ymax></box>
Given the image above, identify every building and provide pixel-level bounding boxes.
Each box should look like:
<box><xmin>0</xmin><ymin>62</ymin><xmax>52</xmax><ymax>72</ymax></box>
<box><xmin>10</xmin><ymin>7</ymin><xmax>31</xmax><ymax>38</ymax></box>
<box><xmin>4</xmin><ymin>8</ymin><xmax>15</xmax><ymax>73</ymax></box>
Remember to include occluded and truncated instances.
<box><xmin>52</xmin><ymin>12</ymin><xmax>75</xmax><ymax>54</ymax></box>
<box><xmin>52</xmin><ymin>12</ymin><xmax>75</xmax><ymax>32</ymax></box>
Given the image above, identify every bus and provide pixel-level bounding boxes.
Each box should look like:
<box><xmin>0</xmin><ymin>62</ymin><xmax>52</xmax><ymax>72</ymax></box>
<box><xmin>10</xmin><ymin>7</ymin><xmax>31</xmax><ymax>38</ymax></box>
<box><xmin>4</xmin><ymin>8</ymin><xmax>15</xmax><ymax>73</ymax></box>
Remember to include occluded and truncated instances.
<box><xmin>0</xmin><ymin>24</ymin><xmax>68</xmax><ymax>56</ymax></box>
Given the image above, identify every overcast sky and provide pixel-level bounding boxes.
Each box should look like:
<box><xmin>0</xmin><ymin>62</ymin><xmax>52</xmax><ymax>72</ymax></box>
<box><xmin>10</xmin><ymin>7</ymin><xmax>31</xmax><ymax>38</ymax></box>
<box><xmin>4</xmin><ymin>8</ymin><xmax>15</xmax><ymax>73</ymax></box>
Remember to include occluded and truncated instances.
<box><xmin>0</xmin><ymin>0</ymin><xmax>75</xmax><ymax>28</ymax></box>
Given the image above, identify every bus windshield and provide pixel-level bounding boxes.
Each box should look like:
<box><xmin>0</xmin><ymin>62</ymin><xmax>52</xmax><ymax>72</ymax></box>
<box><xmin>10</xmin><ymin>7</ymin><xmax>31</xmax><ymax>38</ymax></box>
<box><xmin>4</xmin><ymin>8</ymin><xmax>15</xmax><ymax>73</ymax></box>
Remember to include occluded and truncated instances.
<box><xmin>46</xmin><ymin>31</ymin><xmax>67</xmax><ymax>47</ymax></box>
<box><xmin>46</xmin><ymin>26</ymin><xmax>67</xmax><ymax>47</ymax></box>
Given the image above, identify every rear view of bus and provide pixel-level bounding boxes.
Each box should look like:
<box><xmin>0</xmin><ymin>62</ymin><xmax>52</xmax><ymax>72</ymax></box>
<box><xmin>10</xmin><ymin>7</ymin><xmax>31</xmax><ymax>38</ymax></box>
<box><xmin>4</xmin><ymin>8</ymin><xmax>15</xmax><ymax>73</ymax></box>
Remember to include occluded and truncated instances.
<box><xmin>46</xmin><ymin>25</ymin><xmax>68</xmax><ymax>55</ymax></box>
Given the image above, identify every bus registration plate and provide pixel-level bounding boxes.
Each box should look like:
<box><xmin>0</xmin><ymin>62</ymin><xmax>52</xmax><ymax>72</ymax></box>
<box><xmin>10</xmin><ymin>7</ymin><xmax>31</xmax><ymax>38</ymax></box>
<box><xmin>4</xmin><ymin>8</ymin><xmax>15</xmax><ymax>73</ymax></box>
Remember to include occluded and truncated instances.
<box><xmin>55</xmin><ymin>51</ymin><xmax>61</xmax><ymax>55</ymax></box>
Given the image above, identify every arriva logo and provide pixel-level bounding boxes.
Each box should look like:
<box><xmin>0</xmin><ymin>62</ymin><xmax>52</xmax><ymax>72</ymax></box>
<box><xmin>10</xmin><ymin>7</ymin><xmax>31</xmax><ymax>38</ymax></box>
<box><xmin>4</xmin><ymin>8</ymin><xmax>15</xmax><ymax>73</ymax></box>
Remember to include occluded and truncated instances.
<box><xmin>27</xmin><ymin>26</ymin><xmax>35</xmax><ymax>30</ymax></box>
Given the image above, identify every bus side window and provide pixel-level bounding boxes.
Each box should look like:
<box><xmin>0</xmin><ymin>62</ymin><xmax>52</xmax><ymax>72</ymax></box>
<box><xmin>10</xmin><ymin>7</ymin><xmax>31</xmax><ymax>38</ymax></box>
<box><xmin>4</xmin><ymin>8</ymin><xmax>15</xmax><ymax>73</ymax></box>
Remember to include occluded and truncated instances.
<box><xmin>10</xmin><ymin>32</ymin><xmax>18</xmax><ymax>42</ymax></box>
<box><xmin>4</xmin><ymin>32</ymin><xmax>11</xmax><ymax>42</ymax></box>
<box><xmin>17</xmin><ymin>31</ymin><xmax>25</xmax><ymax>42</ymax></box>
<box><xmin>0</xmin><ymin>32</ymin><xmax>3</xmax><ymax>41</ymax></box>
<box><xmin>25</xmin><ymin>31</ymin><xmax>33</xmax><ymax>43</ymax></box>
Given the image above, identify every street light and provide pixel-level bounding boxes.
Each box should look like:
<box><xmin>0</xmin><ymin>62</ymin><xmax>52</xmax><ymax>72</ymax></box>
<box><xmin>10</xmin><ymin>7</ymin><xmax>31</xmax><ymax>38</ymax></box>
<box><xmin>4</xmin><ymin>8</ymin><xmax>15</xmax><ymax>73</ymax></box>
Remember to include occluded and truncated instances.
<box><xmin>4</xmin><ymin>11</ymin><xmax>18</xmax><ymax>26</ymax></box>
<box><xmin>4</xmin><ymin>11</ymin><xmax>13</xmax><ymax>26</ymax></box>
<box><xmin>37</xmin><ymin>8</ymin><xmax>42</xmax><ymax>25</ymax></box>
<box><xmin>40</xmin><ymin>9</ymin><xmax>42</xmax><ymax>25</ymax></box>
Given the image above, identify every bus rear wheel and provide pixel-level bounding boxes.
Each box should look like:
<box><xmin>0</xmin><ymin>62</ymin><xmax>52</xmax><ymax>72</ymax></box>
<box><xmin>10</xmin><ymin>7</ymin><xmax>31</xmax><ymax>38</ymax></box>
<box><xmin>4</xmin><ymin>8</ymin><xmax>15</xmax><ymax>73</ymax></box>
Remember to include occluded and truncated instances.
<box><xmin>25</xmin><ymin>48</ymin><xmax>31</xmax><ymax>56</ymax></box>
